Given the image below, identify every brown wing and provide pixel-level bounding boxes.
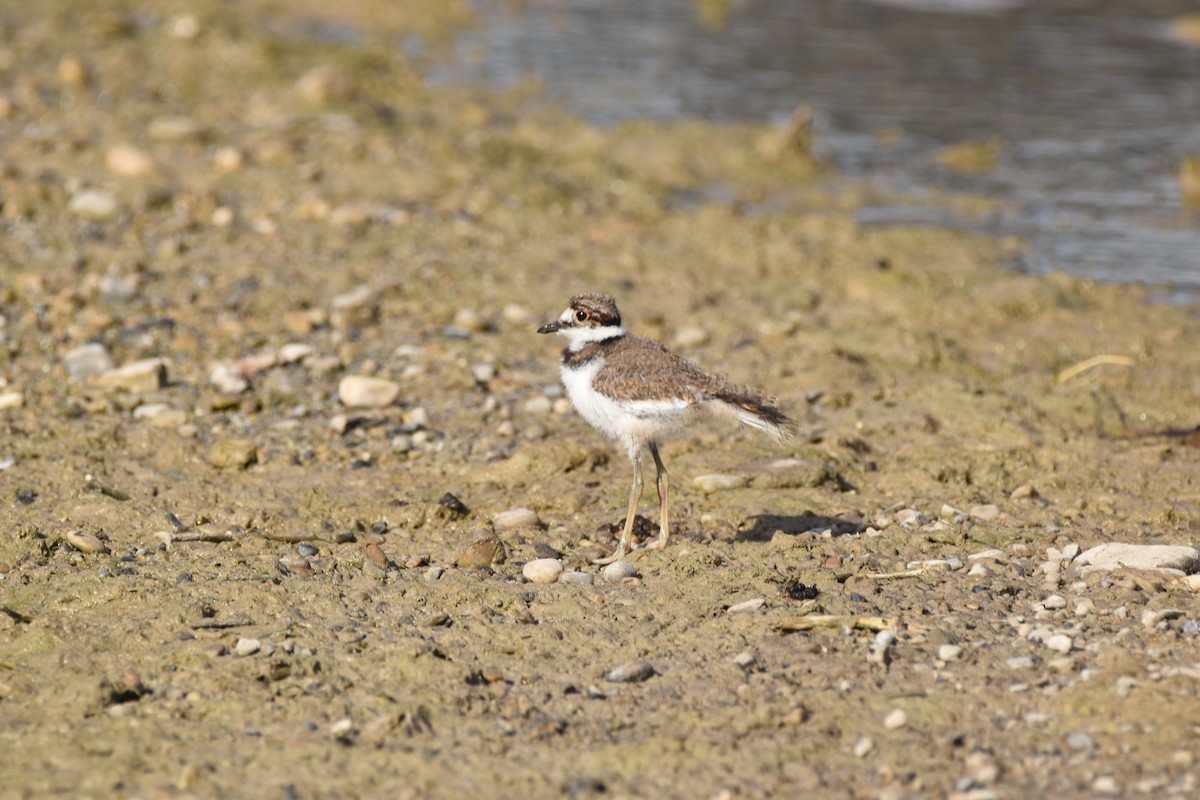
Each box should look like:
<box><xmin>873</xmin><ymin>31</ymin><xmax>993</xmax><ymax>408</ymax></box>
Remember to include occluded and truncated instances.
<box><xmin>590</xmin><ymin>335</ymin><xmax>724</xmax><ymax>403</ymax></box>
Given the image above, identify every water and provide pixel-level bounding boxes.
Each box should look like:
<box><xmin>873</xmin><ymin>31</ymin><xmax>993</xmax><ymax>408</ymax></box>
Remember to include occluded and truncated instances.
<box><xmin>423</xmin><ymin>0</ymin><xmax>1200</xmax><ymax>291</ymax></box>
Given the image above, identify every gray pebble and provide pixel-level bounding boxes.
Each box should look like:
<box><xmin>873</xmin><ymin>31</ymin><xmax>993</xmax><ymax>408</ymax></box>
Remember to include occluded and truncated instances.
<box><xmin>234</xmin><ymin>637</ymin><xmax>261</xmax><ymax>657</ymax></box>
<box><xmin>493</xmin><ymin>507</ymin><xmax>542</xmax><ymax>532</ymax></box>
<box><xmin>605</xmin><ymin>659</ymin><xmax>655</xmax><ymax>683</ymax></box>
<box><xmin>68</xmin><ymin>189</ymin><xmax>120</xmax><ymax>221</ymax></box>
<box><xmin>601</xmin><ymin>561</ymin><xmax>638</xmax><ymax>581</ymax></box>
<box><xmin>560</xmin><ymin>571</ymin><xmax>594</xmax><ymax>586</ymax></box>
<box><xmin>692</xmin><ymin>473</ymin><xmax>748</xmax><ymax>494</ymax></box>
<box><xmin>63</xmin><ymin>343</ymin><xmax>115</xmax><ymax>381</ymax></box>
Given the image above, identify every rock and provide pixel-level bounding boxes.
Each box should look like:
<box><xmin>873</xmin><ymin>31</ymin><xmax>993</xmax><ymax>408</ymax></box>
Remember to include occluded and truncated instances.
<box><xmin>1072</xmin><ymin>543</ymin><xmax>1200</xmax><ymax>576</ymax></box>
<box><xmin>522</xmin><ymin>395</ymin><xmax>553</xmax><ymax>416</ymax></box>
<box><xmin>1010</xmin><ymin>483</ymin><xmax>1039</xmax><ymax>500</ymax></box>
<box><xmin>91</xmin><ymin>359</ymin><xmax>168</xmax><ymax>392</ymax></box>
<box><xmin>601</xmin><ymin>561</ymin><xmax>638</xmax><ymax>581</ymax></box>
<box><xmin>68</xmin><ymin>189</ymin><xmax>120</xmax><ymax>221</ymax></box>
<box><xmin>853</xmin><ymin>737</ymin><xmax>874</xmax><ymax>758</ymax></box>
<box><xmin>1041</xmin><ymin>594</ymin><xmax>1067</xmax><ymax>610</ymax></box>
<box><xmin>209</xmin><ymin>363</ymin><xmax>249</xmax><ymax>395</ymax></box>
<box><xmin>938</xmin><ymin>644</ymin><xmax>963</xmax><ymax>662</ymax></box>
<box><xmin>727</xmin><ymin>597</ymin><xmax>766</xmax><ymax>614</ymax></box>
<box><xmin>493</xmin><ymin>508</ymin><xmax>542</xmax><ymax>532</ymax></box>
<box><xmin>105</xmin><ymin>144</ymin><xmax>156</xmax><ymax>177</ymax></box>
<box><xmin>869</xmin><ymin>629</ymin><xmax>896</xmax><ymax>666</ymax></box>
<box><xmin>522</xmin><ymin>558</ymin><xmax>564</xmax><ymax>584</ymax></box>
<box><xmin>1046</xmin><ymin>634</ymin><xmax>1073</xmax><ymax>654</ymax></box>
<box><xmin>883</xmin><ymin>708</ymin><xmax>908</xmax><ymax>730</ymax></box>
<box><xmin>65</xmin><ymin>530</ymin><xmax>108</xmax><ymax>554</ymax></box>
<box><xmin>560</xmin><ymin>571</ymin><xmax>594</xmax><ymax>586</ymax></box>
<box><xmin>672</xmin><ymin>325</ymin><xmax>710</xmax><ymax>348</ymax></box>
<box><xmin>732</xmin><ymin>651</ymin><xmax>757</xmax><ymax>669</ymax></box>
<box><xmin>148</xmin><ymin>116</ymin><xmax>203</xmax><ymax>141</ymax></box>
<box><xmin>63</xmin><ymin>343</ymin><xmax>115</xmax><ymax>381</ymax></box>
<box><xmin>1141</xmin><ymin>608</ymin><xmax>1185</xmax><ymax>629</ymax></box>
<box><xmin>453</xmin><ymin>308</ymin><xmax>489</xmax><ymax>334</ymax></box>
<box><xmin>295</xmin><ymin>65</ymin><xmax>352</xmax><ymax>105</ymax></box>
<box><xmin>692</xmin><ymin>474</ymin><xmax>748</xmax><ymax>494</ymax></box>
<box><xmin>133</xmin><ymin>404</ymin><xmax>187</xmax><ymax>427</ymax></box>
<box><xmin>605</xmin><ymin>659</ymin><xmax>655</xmax><ymax>683</ymax></box>
<box><xmin>0</xmin><ymin>390</ymin><xmax>23</xmax><ymax>410</ymax></box>
<box><xmin>471</xmin><ymin>363</ymin><xmax>497</xmax><ymax>383</ymax></box>
<box><xmin>968</xmin><ymin>504</ymin><xmax>1000</xmax><ymax>521</ymax></box>
<box><xmin>894</xmin><ymin>508</ymin><xmax>929</xmax><ymax>528</ymax></box>
<box><xmin>278</xmin><ymin>343</ymin><xmax>314</xmax><ymax>364</ymax></box>
<box><xmin>338</xmin><ymin>375</ymin><xmax>400</xmax><ymax>408</ymax></box>
<box><xmin>213</xmin><ymin>146</ymin><xmax>244</xmax><ymax>172</ymax></box>
<box><xmin>208</xmin><ymin>438</ymin><xmax>258</xmax><ymax>470</ymax></box>
<box><xmin>454</xmin><ymin>530</ymin><xmax>505</xmax><ymax>568</ymax></box>
<box><xmin>234</xmin><ymin>637</ymin><xmax>261</xmax><ymax>657</ymax></box>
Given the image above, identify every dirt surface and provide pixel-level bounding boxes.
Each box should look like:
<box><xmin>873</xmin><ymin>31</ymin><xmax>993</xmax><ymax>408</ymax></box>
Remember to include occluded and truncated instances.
<box><xmin>2</xmin><ymin>2</ymin><xmax>1200</xmax><ymax>798</ymax></box>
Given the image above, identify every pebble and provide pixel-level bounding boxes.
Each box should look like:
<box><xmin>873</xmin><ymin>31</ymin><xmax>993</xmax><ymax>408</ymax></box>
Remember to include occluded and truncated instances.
<box><xmin>605</xmin><ymin>659</ymin><xmax>655</xmax><ymax>683</ymax></box>
<box><xmin>1141</xmin><ymin>608</ymin><xmax>1185</xmax><ymax>629</ymax></box>
<box><xmin>853</xmin><ymin>737</ymin><xmax>875</xmax><ymax>758</ymax></box>
<box><xmin>148</xmin><ymin>115</ymin><xmax>203</xmax><ymax>141</ymax></box>
<box><xmin>1092</xmin><ymin>776</ymin><xmax>1120</xmax><ymax>796</ymax></box>
<box><xmin>213</xmin><ymin>146</ymin><xmax>244</xmax><ymax>172</ymax></box>
<box><xmin>1040</xmin><ymin>594</ymin><xmax>1067</xmax><ymax>610</ymax></box>
<box><xmin>938</xmin><ymin>644</ymin><xmax>963</xmax><ymax>662</ymax></box>
<box><xmin>454</xmin><ymin>529</ymin><xmax>505</xmax><ymax>568</ymax></box>
<box><xmin>727</xmin><ymin>597</ymin><xmax>766</xmax><ymax>614</ymax></box>
<box><xmin>601</xmin><ymin>561</ymin><xmax>638</xmax><ymax>581</ymax></box>
<box><xmin>63</xmin><ymin>343</ymin><xmax>115</xmax><ymax>381</ymax></box>
<box><xmin>209</xmin><ymin>363</ymin><xmax>250</xmax><ymax>395</ymax></box>
<box><xmin>471</xmin><ymin>363</ymin><xmax>497</xmax><ymax>383</ymax></box>
<box><xmin>493</xmin><ymin>507</ymin><xmax>542</xmax><ymax>532</ymax></box>
<box><xmin>207</xmin><ymin>438</ymin><xmax>258</xmax><ymax>470</ymax></box>
<box><xmin>963</xmin><ymin>751</ymin><xmax>1000</xmax><ymax>786</ymax></box>
<box><xmin>883</xmin><ymin>708</ymin><xmax>908</xmax><ymax>730</ymax></box>
<box><xmin>1072</xmin><ymin>543</ymin><xmax>1200</xmax><ymax>576</ymax></box>
<box><xmin>968</xmin><ymin>504</ymin><xmax>1000</xmax><ymax>521</ymax></box>
<box><xmin>523</xmin><ymin>396</ymin><xmax>553</xmax><ymax>416</ymax></box>
<box><xmin>732</xmin><ymin>651</ymin><xmax>757</xmax><ymax>669</ymax></box>
<box><xmin>692</xmin><ymin>474</ymin><xmax>748</xmax><ymax>494</ymax></box>
<box><xmin>105</xmin><ymin>144</ymin><xmax>156</xmax><ymax>177</ymax></box>
<box><xmin>234</xmin><ymin>637</ymin><xmax>261</xmax><ymax>656</ymax></box>
<box><xmin>0</xmin><ymin>391</ymin><xmax>23</xmax><ymax>410</ymax></box>
<box><xmin>338</xmin><ymin>375</ymin><xmax>400</xmax><ymax>408</ymax></box>
<box><xmin>133</xmin><ymin>404</ymin><xmax>187</xmax><ymax>427</ymax></box>
<box><xmin>894</xmin><ymin>508</ymin><xmax>929</xmax><ymax>528</ymax></box>
<box><xmin>65</xmin><ymin>530</ymin><xmax>109</xmax><ymax>554</ymax></box>
<box><xmin>522</xmin><ymin>558</ymin><xmax>564</xmax><ymax>584</ymax></box>
<box><xmin>869</xmin><ymin>629</ymin><xmax>896</xmax><ymax>665</ymax></box>
<box><xmin>672</xmin><ymin>325</ymin><xmax>710</xmax><ymax>347</ymax></box>
<box><xmin>452</xmin><ymin>308</ymin><xmax>490</xmax><ymax>333</ymax></box>
<box><xmin>560</xmin><ymin>571</ymin><xmax>594</xmax><ymax>586</ymax></box>
<box><xmin>68</xmin><ymin>189</ymin><xmax>120</xmax><ymax>221</ymax></box>
<box><xmin>1045</xmin><ymin>633</ymin><xmax>1073</xmax><ymax>654</ymax></box>
<box><xmin>968</xmin><ymin>548</ymin><xmax>1006</xmax><ymax>561</ymax></box>
<box><xmin>92</xmin><ymin>358</ymin><xmax>168</xmax><ymax>392</ymax></box>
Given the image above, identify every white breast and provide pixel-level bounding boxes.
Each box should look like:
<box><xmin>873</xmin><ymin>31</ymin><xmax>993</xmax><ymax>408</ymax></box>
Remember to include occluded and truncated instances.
<box><xmin>560</xmin><ymin>357</ymin><xmax>699</xmax><ymax>459</ymax></box>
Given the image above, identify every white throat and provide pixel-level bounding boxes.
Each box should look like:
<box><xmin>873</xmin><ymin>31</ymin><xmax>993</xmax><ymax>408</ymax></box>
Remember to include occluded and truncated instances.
<box><xmin>562</xmin><ymin>325</ymin><xmax>625</xmax><ymax>352</ymax></box>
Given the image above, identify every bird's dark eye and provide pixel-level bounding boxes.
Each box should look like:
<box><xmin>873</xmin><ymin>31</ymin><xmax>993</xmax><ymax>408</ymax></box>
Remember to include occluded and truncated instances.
<box><xmin>575</xmin><ymin>310</ymin><xmax>590</xmax><ymax>322</ymax></box>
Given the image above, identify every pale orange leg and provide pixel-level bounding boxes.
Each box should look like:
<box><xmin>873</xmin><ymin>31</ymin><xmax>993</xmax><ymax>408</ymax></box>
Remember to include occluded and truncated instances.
<box><xmin>593</xmin><ymin>453</ymin><xmax>644</xmax><ymax>565</ymax></box>
<box><xmin>645</xmin><ymin>442</ymin><xmax>670</xmax><ymax>550</ymax></box>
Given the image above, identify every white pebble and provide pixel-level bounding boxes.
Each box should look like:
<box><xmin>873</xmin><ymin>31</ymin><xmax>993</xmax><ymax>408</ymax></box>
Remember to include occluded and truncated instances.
<box><xmin>209</xmin><ymin>362</ymin><xmax>249</xmax><ymax>395</ymax></box>
<box><xmin>493</xmin><ymin>507</ymin><xmax>541</xmax><ymax>532</ymax></box>
<box><xmin>522</xmin><ymin>558</ymin><xmax>564</xmax><ymax>584</ymax></box>
<box><xmin>672</xmin><ymin>325</ymin><xmax>710</xmax><ymax>348</ymax></box>
<box><xmin>1046</xmin><ymin>634</ymin><xmax>1074</xmax><ymax>654</ymax></box>
<box><xmin>732</xmin><ymin>651</ymin><xmax>757</xmax><ymax>669</ymax></box>
<box><xmin>969</xmin><ymin>503</ymin><xmax>1000</xmax><ymax>520</ymax></box>
<box><xmin>601</xmin><ymin>561</ymin><xmax>638</xmax><ymax>581</ymax></box>
<box><xmin>692</xmin><ymin>474</ymin><xmax>748</xmax><ymax>494</ymax></box>
<box><xmin>105</xmin><ymin>143</ymin><xmax>156</xmax><ymax>177</ymax></box>
<box><xmin>338</xmin><ymin>375</ymin><xmax>400</xmax><ymax>408</ymax></box>
<box><xmin>726</xmin><ymin>597</ymin><xmax>766</xmax><ymax>614</ymax></box>
<box><xmin>523</xmin><ymin>395</ymin><xmax>553</xmax><ymax>415</ymax></box>
<box><xmin>234</xmin><ymin>637</ymin><xmax>261</xmax><ymax>656</ymax></box>
<box><xmin>68</xmin><ymin>189</ymin><xmax>120</xmax><ymax>221</ymax></box>
<box><xmin>1041</xmin><ymin>594</ymin><xmax>1067</xmax><ymax>610</ymax></box>
<box><xmin>63</xmin><ymin>343</ymin><xmax>114</xmax><ymax>381</ymax></box>
<box><xmin>1092</xmin><ymin>776</ymin><xmax>1120</xmax><ymax>796</ymax></box>
<box><xmin>883</xmin><ymin>708</ymin><xmax>908</xmax><ymax>730</ymax></box>
<box><xmin>853</xmin><ymin>737</ymin><xmax>874</xmax><ymax>758</ymax></box>
<box><xmin>938</xmin><ymin>644</ymin><xmax>963</xmax><ymax>662</ymax></box>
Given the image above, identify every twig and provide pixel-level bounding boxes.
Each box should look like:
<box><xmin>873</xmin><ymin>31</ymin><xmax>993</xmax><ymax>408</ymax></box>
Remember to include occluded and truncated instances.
<box><xmin>777</xmin><ymin>614</ymin><xmax>898</xmax><ymax>633</ymax></box>
<box><xmin>1057</xmin><ymin>354</ymin><xmax>1135</xmax><ymax>384</ymax></box>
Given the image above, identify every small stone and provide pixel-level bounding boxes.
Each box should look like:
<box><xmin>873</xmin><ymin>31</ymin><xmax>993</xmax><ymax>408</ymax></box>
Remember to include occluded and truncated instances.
<box><xmin>209</xmin><ymin>363</ymin><xmax>249</xmax><ymax>395</ymax></box>
<box><xmin>672</xmin><ymin>326</ymin><xmax>710</xmax><ymax>348</ymax></box>
<box><xmin>692</xmin><ymin>474</ymin><xmax>748</xmax><ymax>494</ymax></box>
<box><xmin>1141</xmin><ymin>608</ymin><xmax>1185</xmax><ymax>628</ymax></box>
<box><xmin>148</xmin><ymin>116</ymin><xmax>203</xmax><ymax>141</ymax></box>
<box><xmin>63</xmin><ymin>343</ymin><xmax>114</xmax><ymax>381</ymax></box>
<box><xmin>523</xmin><ymin>395</ymin><xmax>553</xmax><ymax>416</ymax></box>
<box><xmin>493</xmin><ymin>508</ymin><xmax>542</xmax><ymax>532</ymax></box>
<box><xmin>105</xmin><ymin>144</ymin><xmax>156</xmax><ymax>178</ymax></box>
<box><xmin>338</xmin><ymin>375</ymin><xmax>400</xmax><ymax>408</ymax></box>
<box><xmin>452</xmin><ymin>308</ymin><xmax>489</xmax><ymax>333</ymax></box>
<box><xmin>1072</xmin><ymin>543</ymin><xmax>1200</xmax><ymax>576</ymax></box>
<box><xmin>0</xmin><ymin>391</ymin><xmax>24</xmax><ymax>410</ymax></box>
<box><xmin>605</xmin><ymin>659</ymin><xmax>655</xmax><ymax>683</ymax></box>
<box><xmin>1092</xmin><ymin>776</ymin><xmax>1120</xmax><ymax>796</ymax></box>
<box><xmin>938</xmin><ymin>644</ymin><xmax>963</xmax><ymax>662</ymax></box>
<box><xmin>234</xmin><ymin>638</ymin><xmax>261</xmax><ymax>657</ymax></box>
<box><xmin>853</xmin><ymin>737</ymin><xmax>875</xmax><ymax>758</ymax></box>
<box><xmin>560</xmin><ymin>571</ymin><xmax>594</xmax><ymax>586</ymax></box>
<box><xmin>968</xmin><ymin>504</ymin><xmax>1000</xmax><ymax>521</ymax></box>
<box><xmin>133</xmin><ymin>404</ymin><xmax>187</xmax><ymax>427</ymax></box>
<box><xmin>1010</xmin><ymin>483</ymin><xmax>1038</xmax><ymax>500</ymax></box>
<box><xmin>963</xmin><ymin>751</ymin><xmax>1001</xmax><ymax>785</ymax></box>
<box><xmin>295</xmin><ymin>65</ymin><xmax>352</xmax><ymax>106</ymax></box>
<box><xmin>454</xmin><ymin>529</ymin><xmax>505</xmax><ymax>569</ymax></box>
<box><xmin>65</xmin><ymin>530</ymin><xmax>108</xmax><ymax>554</ymax></box>
<box><xmin>883</xmin><ymin>708</ymin><xmax>908</xmax><ymax>730</ymax></box>
<box><xmin>968</xmin><ymin>549</ymin><xmax>1006</xmax><ymax>561</ymax></box>
<box><xmin>278</xmin><ymin>343</ymin><xmax>314</xmax><ymax>364</ymax></box>
<box><xmin>69</xmin><ymin>189</ymin><xmax>120</xmax><ymax>221</ymax></box>
<box><xmin>601</xmin><ymin>561</ymin><xmax>638</xmax><ymax>581</ymax></box>
<box><xmin>522</xmin><ymin>558</ymin><xmax>564</xmax><ymax>584</ymax></box>
<box><xmin>1074</xmin><ymin>598</ymin><xmax>1095</xmax><ymax>617</ymax></box>
<box><xmin>208</xmin><ymin>438</ymin><xmax>258</xmax><ymax>470</ymax></box>
<box><xmin>869</xmin><ymin>629</ymin><xmax>896</xmax><ymax>665</ymax></box>
<box><xmin>471</xmin><ymin>363</ymin><xmax>497</xmax><ymax>383</ymax></box>
<box><xmin>894</xmin><ymin>508</ymin><xmax>929</xmax><ymax>528</ymax></box>
<box><xmin>1041</xmin><ymin>594</ymin><xmax>1068</xmax><ymax>610</ymax></box>
<box><xmin>732</xmin><ymin>651</ymin><xmax>757</xmax><ymax>669</ymax></box>
<box><xmin>213</xmin><ymin>146</ymin><xmax>244</xmax><ymax>172</ymax></box>
<box><xmin>1046</xmin><ymin>634</ymin><xmax>1073</xmax><ymax>654</ymax></box>
<box><xmin>727</xmin><ymin>597</ymin><xmax>766</xmax><ymax>614</ymax></box>
<box><xmin>92</xmin><ymin>359</ymin><xmax>168</xmax><ymax>392</ymax></box>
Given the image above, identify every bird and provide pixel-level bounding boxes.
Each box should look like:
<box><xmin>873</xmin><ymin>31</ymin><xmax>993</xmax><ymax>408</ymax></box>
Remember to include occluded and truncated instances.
<box><xmin>537</xmin><ymin>292</ymin><xmax>794</xmax><ymax>564</ymax></box>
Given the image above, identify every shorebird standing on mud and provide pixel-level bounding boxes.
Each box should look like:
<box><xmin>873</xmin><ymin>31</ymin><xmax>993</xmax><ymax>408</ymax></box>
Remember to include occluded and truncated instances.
<box><xmin>538</xmin><ymin>292</ymin><xmax>794</xmax><ymax>564</ymax></box>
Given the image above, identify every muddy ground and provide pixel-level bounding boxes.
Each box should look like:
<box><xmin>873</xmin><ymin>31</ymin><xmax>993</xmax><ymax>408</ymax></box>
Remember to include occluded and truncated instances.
<box><xmin>2</xmin><ymin>2</ymin><xmax>1200</xmax><ymax>798</ymax></box>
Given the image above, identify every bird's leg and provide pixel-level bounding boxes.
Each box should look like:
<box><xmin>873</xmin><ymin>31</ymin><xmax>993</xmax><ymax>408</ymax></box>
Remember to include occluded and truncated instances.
<box><xmin>646</xmin><ymin>442</ymin><xmax>670</xmax><ymax>550</ymax></box>
<box><xmin>593</xmin><ymin>452</ymin><xmax>644</xmax><ymax>565</ymax></box>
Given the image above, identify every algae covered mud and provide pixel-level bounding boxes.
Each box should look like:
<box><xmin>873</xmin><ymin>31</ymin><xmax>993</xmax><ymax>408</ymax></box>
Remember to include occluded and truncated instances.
<box><xmin>2</xmin><ymin>2</ymin><xmax>1200</xmax><ymax>797</ymax></box>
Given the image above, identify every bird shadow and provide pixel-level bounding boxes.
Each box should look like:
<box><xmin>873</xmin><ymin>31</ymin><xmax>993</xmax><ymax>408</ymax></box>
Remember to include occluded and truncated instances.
<box><xmin>736</xmin><ymin>511</ymin><xmax>865</xmax><ymax>542</ymax></box>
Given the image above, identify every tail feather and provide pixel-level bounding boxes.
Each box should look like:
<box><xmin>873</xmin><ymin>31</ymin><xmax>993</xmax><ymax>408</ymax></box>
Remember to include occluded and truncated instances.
<box><xmin>710</xmin><ymin>388</ymin><xmax>795</xmax><ymax>444</ymax></box>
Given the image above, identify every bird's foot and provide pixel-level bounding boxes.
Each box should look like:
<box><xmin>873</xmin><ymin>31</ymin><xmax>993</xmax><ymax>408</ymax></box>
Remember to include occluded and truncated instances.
<box><xmin>591</xmin><ymin>549</ymin><xmax>627</xmax><ymax>566</ymax></box>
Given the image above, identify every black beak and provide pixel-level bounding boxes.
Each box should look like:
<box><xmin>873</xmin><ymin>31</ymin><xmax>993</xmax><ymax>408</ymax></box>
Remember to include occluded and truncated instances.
<box><xmin>537</xmin><ymin>321</ymin><xmax>562</xmax><ymax>334</ymax></box>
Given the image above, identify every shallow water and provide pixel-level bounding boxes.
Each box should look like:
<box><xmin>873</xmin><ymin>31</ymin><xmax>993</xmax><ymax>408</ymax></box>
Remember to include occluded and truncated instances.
<box><xmin>426</xmin><ymin>0</ymin><xmax>1200</xmax><ymax>290</ymax></box>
